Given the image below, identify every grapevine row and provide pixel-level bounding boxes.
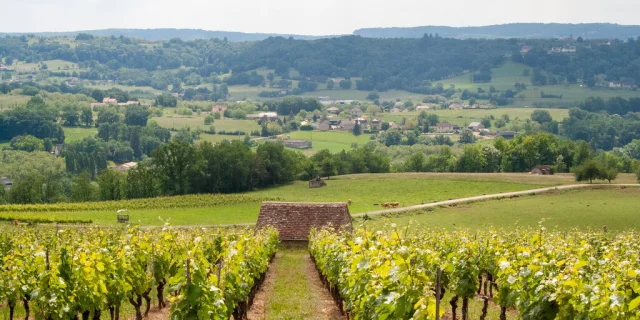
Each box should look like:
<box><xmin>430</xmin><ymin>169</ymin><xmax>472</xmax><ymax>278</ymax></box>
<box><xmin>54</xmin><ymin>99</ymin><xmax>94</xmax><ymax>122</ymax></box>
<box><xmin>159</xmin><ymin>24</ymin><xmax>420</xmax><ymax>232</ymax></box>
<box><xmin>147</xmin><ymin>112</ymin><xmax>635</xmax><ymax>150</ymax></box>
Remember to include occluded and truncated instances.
<box><xmin>0</xmin><ymin>194</ymin><xmax>281</xmax><ymax>212</ymax></box>
<box><xmin>310</xmin><ymin>225</ymin><xmax>640</xmax><ymax>320</ymax></box>
<box><xmin>0</xmin><ymin>225</ymin><xmax>278</xmax><ymax>319</ymax></box>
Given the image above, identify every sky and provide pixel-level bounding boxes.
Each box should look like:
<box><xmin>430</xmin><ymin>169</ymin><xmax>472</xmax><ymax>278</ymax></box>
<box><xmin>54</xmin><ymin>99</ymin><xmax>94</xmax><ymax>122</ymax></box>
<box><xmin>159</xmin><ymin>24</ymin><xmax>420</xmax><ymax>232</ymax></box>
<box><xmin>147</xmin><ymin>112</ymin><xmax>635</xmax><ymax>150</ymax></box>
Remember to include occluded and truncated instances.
<box><xmin>0</xmin><ymin>0</ymin><xmax>638</xmax><ymax>35</ymax></box>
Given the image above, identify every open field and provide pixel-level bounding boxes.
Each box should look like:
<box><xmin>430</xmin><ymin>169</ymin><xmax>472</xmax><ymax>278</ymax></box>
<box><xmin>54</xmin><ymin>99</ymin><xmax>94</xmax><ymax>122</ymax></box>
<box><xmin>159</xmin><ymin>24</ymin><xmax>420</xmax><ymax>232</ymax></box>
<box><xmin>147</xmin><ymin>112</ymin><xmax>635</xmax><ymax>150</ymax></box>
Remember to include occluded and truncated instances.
<box><xmin>153</xmin><ymin>115</ymin><xmax>260</xmax><ymax>132</ymax></box>
<box><xmin>379</xmin><ymin>107</ymin><xmax>569</xmax><ymax>126</ymax></box>
<box><xmin>284</xmin><ymin>130</ymin><xmax>374</xmax><ymax>153</ymax></box>
<box><xmin>440</xmin><ymin>61</ymin><xmax>640</xmax><ymax>107</ymax></box>
<box><xmin>63</xmin><ymin>126</ymin><xmax>98</xmax><ymax>141</ymax></box>
<box><xmin>1</xmin><ymin>173</ymin><xmax>581</xmax><ymax>226</ymax></box>
<box><xmin>0</xmin><ymin>94</ymin><xmax>31</xmax><ymax>109</ymax></box>
<box><xmin>364</xmin><ymin>186</ymin><xmax>640</xmax><ymax>231</ymax></box>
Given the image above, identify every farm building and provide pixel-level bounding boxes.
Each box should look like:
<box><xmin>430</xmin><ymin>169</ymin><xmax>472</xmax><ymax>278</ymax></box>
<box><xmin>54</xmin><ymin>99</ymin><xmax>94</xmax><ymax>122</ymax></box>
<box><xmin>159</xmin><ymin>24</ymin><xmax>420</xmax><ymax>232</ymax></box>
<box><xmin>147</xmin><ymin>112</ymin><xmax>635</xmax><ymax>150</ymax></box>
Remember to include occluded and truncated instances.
<box><xmin>415</xmin><ymin>105</ymin><xmax>431</xmax><ymax>111</ymax></box>
<box><xmin>531</xmin><ymin>165</ymin><xmax>554</xmax><ymax>175</ymax></box>
<box><xmin>326</xmin><ymin>107</ymin><xmax>340</xmax><ymax>115</ymax></box>
<box><xmin>256</xmin><ymin>202</ymin><xmax>352</xmax><ymax>240</ymax></box>
<box><xmin>468</xmin><ymin>122</ymin><xmax>485</xmax><ymax>131</ymax></box>
<box><xmin>350</xmin><ymin>107</ymin><xmax>363</xmax><ymax>117</ymax></box>
<box><xmin>435</xmin><ymin>122</ymin><xmax>454</xmax><ymax>133</ymax></box>
<box><xmin>318</xmin><ymin>120</ymin><xmax>331</xmax><ymax>131</ymax></box>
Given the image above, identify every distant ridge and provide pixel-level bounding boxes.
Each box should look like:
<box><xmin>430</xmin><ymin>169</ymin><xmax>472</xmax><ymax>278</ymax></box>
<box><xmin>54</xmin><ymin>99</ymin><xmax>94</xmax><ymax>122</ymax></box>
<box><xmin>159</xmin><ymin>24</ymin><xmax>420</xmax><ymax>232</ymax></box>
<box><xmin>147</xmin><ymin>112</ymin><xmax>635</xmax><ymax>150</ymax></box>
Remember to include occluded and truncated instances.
<box><xmin>354</xmin><ymin>23</ymin><xmax>640</xmax><ymax>40</ymax></box>
<box><xmin>0</xmin><ymin>28</ymin><xmax>337</xmax><ymax>42</ymax></box>
<box><xmin>2</xmin><ymin>23</ymin><xmax>639</xmax><ymax>41</ymax></box>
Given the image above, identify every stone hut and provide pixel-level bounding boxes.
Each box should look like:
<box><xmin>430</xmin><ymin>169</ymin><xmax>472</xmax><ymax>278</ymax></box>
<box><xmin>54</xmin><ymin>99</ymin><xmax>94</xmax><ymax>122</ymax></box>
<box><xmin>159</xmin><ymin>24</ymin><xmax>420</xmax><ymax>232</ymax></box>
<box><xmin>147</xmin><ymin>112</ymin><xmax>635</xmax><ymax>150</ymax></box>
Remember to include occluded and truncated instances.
<box><xmin>531</xmin><ymin>165</ymin><xmax>554</xmax><ymax>175</ymax></box>
<box><xmin>309</xmin><ymin>176</ymin><xmax>327</xmax><ymax>188</ymax></box>
<box><xmin>256</xmin><ymin>202</ymin><xmax>352</xmax><ymax>241</ymax></box>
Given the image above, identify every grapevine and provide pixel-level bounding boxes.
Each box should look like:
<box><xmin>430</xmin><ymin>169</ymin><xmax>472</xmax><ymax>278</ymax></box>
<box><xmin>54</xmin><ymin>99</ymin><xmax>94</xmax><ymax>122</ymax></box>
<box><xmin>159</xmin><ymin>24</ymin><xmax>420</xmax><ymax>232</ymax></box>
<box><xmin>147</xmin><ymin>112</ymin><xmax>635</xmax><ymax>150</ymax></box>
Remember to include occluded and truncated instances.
<box><xmin>0</xmin><ymin>224</ymin><xmax>278</xmax><ymax>319</ymax></box>
<box><xmin>310</xmin><ymin>225</ymin><xmax>640</xmax><ymax>320</ymax></box>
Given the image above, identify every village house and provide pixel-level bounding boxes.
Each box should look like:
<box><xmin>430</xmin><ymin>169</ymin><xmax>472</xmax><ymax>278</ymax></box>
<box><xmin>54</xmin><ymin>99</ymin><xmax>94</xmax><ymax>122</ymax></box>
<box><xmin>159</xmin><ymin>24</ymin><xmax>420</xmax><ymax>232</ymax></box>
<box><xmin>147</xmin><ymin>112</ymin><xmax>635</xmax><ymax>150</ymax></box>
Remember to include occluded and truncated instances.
<box><xmin>102</xmin><ymin>97</ymin><xmax>118</xmax><ymax>105</ymax></box>
<box><xmin>448</xmin><ymin>103</ymin><xmax>463</xmax><ymax>110</ymax></box>
<box><xmin>326</xmin><ymin>107</ymin><xmax>340</xmax><ymax>115</ymax></box>
<box><xmin>520</xmin><ymin>46</ymin><xmax>533</xmax><ymax>54</ymax></box>
<box><xmin>370</xmin><ymin>119</ymin><xmax>381</xmax><ymax>131</ymax></box>
<box><xmin>435</xmin><ymin>122</ymin><xmax>454</xmax><ymax>133</ymax></box>
<box><xmin>415</xmin><ymin>105</ymin><xmax>431</xmax><ymax>112</ymax></box>
<box><xmin>318</xmin><ymin>120</ymin><xmax>331</xmax><ymax>131</ymax></box>
<box><xmin>350</xmin><ymin>107</ymin><xmax>363</xmax><ymax>117</ymax></box>
<box><xmin>390</xmin><ymin>107</ymin><xmax>401</xmax><ymax>113</ymax></box>
<box><xmin>0</xmin><ymin>177</ymin><xmax>13</xmax><ymax>191</ymax></box>
<box><xmin>468</xmin><ymin>122</ymin><xmax>485</xmax><ymax>131</ymax></box>
<box><xmin>339</xmin><ymin>120</ymin><xmax>356</xmax><ymax>131</ymax></box>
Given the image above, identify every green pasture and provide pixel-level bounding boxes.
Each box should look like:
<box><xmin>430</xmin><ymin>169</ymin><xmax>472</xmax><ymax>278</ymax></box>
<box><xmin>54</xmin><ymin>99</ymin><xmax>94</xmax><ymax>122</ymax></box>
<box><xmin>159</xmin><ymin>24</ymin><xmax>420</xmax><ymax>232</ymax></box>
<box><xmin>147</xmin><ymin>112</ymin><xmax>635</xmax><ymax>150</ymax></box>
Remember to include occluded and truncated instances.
<box><xmin>364</xmin><ymin>187</ymin><xmax>640</xmax><ymax>231</ymax></box>
<box><xmin>0</xmin><ymin>94</ymin><xmax>31</xmax><ymax>109</ymax></box>
<box><xmin>4</xmin><ymin>173</ymin><xmax>578</xmax><ymax>226</ymax></box>
<box><xmin>378</xmin><ymin>107</ymin><xmax>569</xmax><ymax>127</ymax></box>
<box><xmin>63</xmin><ymin>127</ymin><xmax>98</xmax><ymax>141</ymax></box>
<box><xmin>154</xmin><ymin>115</ymin><xmax>260</xmax><ymax>132</ymax></box>
<box><xmin>284</xmin><ymin>130</ymin><xmax>374</xmax><ymax>154</ymax></box>
<box><xmin>440</xmin><ymin>61</ymin><xmax>640</xmax><ymax>106</ymax></box>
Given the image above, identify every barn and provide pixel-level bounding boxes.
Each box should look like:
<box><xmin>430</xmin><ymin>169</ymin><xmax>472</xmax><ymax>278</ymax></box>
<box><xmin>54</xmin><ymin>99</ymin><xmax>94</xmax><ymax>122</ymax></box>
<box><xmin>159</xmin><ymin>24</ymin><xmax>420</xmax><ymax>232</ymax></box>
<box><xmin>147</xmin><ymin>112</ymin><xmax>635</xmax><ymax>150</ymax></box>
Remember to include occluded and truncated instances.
<box><xmin>256</xmin><ymin>202</ymin><xmax>352</xmax><ymax>241</ymax></box>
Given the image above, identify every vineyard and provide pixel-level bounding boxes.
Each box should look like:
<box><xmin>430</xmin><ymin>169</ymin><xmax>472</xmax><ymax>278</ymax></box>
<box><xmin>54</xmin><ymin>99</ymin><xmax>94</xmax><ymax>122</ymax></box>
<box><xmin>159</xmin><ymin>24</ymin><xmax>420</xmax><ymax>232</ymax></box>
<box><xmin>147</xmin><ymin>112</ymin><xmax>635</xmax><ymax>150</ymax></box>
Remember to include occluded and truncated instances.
<box><xmin>0</xmin><ymin>194</ymin><xmax>281</xmax><ymax>213</ymax></box>
<box><xmin>0</xmin><ymin>225</ymin><xmax>278</xmax><ymax>319</ymax></box>
<box><xmin>310</xmin><ymin>225</ymin><xmax>640</xmax><ymax>320</ymax></box>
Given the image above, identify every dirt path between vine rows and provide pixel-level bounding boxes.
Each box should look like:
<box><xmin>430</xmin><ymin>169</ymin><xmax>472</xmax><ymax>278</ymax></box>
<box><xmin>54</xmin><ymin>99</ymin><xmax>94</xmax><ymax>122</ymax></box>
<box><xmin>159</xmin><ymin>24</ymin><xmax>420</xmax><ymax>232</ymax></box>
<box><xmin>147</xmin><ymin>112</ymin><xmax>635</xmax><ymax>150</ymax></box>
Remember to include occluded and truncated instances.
<box><xmin>247</xmin><ymin>245</ymin><xmax>346</xmax><ymax>320</ymax></box>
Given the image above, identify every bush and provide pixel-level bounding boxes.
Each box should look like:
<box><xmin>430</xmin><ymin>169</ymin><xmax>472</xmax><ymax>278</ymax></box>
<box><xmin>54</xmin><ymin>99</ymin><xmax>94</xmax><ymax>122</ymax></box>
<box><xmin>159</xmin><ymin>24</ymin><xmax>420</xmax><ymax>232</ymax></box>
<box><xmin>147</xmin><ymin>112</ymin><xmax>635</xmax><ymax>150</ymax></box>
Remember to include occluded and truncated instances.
<box><xmin>300</xmin><ymin>124</ymin><xmax>313</xmax><ymax>131</ymax></box>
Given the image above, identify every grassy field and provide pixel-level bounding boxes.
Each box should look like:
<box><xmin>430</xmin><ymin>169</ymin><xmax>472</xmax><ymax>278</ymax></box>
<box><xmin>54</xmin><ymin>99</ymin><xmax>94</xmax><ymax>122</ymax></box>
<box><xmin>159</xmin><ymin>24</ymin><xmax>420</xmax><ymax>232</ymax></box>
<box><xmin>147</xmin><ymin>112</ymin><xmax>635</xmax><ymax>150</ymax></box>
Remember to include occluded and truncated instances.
<box><xmin>64</xmin><ymin>127</ymin><xmax>98</xmax><ymax>141</ymax></box>
<box><xmin>284</xmin><ymin>130</ymin><xmax>374</xmax><ymax>154</ymax></box>
<box><xmin>153</xmin><ymin>115</ymin><xmax>260</xmax><ymax>132</ymax></box>
<box><xmin>364</xmin><ymin>187</ymin><xmax>640</xmax><ymax>231</ymax></box>
<box><xmin>440</xmin><ymin>61</ymin><xmax>640</xmax><ymax>107</ymax></box>
<box><xmin>378</xmin><ymin>107</ymin><xmax>569</xmax><ymax>126</ymax></box>
<box><xmin>2</xmin><ymin>173</ymin><xmax>583</xmax><ymax>226</ymax></box>
<box><xmin>0</xmin><ymin>94</ymin><xmax>31</xmax><ymax>109</ymax></box>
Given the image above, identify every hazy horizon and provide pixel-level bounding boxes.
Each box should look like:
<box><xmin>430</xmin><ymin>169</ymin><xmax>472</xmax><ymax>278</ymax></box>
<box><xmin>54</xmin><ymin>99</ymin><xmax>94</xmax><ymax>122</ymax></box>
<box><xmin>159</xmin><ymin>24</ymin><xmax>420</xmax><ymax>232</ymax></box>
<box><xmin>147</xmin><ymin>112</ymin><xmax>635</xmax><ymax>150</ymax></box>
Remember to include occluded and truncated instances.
<box><xmin>1</xmin><ymin>0</ymin><xmax>638</xmax><ymax>35</ymax></box>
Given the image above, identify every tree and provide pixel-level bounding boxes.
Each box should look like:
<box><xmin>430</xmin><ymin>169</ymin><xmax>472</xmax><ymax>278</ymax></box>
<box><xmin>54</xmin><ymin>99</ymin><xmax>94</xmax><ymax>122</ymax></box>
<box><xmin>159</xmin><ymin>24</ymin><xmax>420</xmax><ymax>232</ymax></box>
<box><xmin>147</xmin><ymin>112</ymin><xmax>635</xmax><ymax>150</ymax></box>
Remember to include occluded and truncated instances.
<box><xmin>406</xmin><ymin>152</ymin><xmax>426</xmax><ymax>172</ymax></box>
<box><xmin>10</xmin><ymin>135</ymin><xmax>44</xmax><ymax>152</ymax></box>
<box><xmin>71</xmin><ymin>171</ymin><xmax>97</xmax><ymax>202</ymax></box>
<box><xmin>125</xmin><ymin>164</ymin><xmax>158</xmax><ymax>199</ymax></box>
<box><xmin>366</xmin><ymin>92</ymin><xmax>380</xmax><ymax>100</ymax></box>
<box><xmin>91</xmin><ymin>89</ymin><xmax>105</xmax><ymax>103</ymax></box>
<box><xmin>494</xmin><ymin>119</ymin><xmax>506</xmax><ymax>128</ymax></box>
<box><xmin>80</xmin><ymin>106</ymin><xmax>93</xmax><ymax>127</ymax></box>
<box><xmin>312</xmin><ymin>150</ymin><xmax>337</xmax><ymax>179</ymax></box>
<box><xmin>327</xmin><ymin>80</ymin><xmax>335</xmax><ymax>90</ymax></box>
<box><xmin>353</xmin><ymin>122</ymin><xmax>362</xmax><ymax>136</ymax></box>
<box><xmin>602</xmin><ymin>167</ymin><xmax>618</xmax><ymax>183</ymax></box>
<box><xmin>481</xmin><ymin>118</ymin><xmax>492</xmax><ymax>129</ymax></box>
<box><xmin>152</xmin><ymin>141</ymin><xmax>203</xmax><ymax>195</ymax></box>
<box><xmin>573</xmin><ymin>160</ymin><xmax>603</xmax><ymax>183</ymax></box>
<box><xmin>96</xmin><ymin>169</ymin><xmax>124</xmax><ymax>201</ymax></box>
<box><xmin>124</xmin><ymin>105</ymin><xmax>151</xmax><ymax>126</ymax></box>
<box><xmin>155</xmin><ymin>93</ymin><xmax>178</xmax><ymax>107</ymax></box>
<box><xmin>61</xmin><ymin>105</ymin><xmax>81</xmax><ymax>126</ymax></box>
<box><xmin>97</xmin><ymin>109</ymin><xmax>121</xmax><ymax>125</ymax></box>
<box><xmin>459</xmin><ymin>129</ymin><xmax>476</xmax><ymax>144</ymax></box>
<box><xmin>339</xmin><ymin>80</ymin><xmax>352</xmax><ymax>90</ymax></box>
<box><xmin>531</xmin><ymin>110</ymin><xmax>552</xmax><ymax>124</ymax></box>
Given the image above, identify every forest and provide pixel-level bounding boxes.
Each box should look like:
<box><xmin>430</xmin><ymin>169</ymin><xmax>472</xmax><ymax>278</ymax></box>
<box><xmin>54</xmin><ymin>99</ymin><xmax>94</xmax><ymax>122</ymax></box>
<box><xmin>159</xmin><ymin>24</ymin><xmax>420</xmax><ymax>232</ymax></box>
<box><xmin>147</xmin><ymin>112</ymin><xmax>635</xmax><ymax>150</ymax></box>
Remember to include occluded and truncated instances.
<box><xmin>2</xmin><ymin>34</ymin><xmax>640</xmax><ymax>94</ymax></box>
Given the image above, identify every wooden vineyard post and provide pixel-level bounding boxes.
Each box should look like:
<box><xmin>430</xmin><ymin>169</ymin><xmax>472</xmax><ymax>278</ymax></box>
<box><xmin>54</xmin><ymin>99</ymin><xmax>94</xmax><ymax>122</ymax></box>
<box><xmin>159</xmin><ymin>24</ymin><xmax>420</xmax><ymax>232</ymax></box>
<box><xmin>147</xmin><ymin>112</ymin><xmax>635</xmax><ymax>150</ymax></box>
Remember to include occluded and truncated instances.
<box><xmin>436</xmin><ymin>267</ymin><xmax>441</xmax><ymax>320</ymax></box>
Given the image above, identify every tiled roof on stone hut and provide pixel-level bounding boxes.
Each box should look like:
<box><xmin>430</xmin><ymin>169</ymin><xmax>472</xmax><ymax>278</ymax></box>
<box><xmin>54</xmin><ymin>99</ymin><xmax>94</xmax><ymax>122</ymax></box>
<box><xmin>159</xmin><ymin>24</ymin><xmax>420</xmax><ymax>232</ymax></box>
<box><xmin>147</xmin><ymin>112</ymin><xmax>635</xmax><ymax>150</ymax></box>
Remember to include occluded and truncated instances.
<box><xmin>256</xmin><ymin>202</ymin><xmax>352</xmax><ymax>240</ymax></box>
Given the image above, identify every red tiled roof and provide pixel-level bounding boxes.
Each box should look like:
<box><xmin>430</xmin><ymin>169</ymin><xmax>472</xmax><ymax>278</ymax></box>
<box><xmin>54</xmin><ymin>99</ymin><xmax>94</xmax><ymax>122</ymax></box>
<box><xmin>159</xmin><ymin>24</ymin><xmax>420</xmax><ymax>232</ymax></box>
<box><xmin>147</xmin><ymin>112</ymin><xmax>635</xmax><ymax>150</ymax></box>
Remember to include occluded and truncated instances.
<box><xmin>256</xmin><ymin>202</ymin><xmax>352</xmax><ymax>240</ymax></box>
